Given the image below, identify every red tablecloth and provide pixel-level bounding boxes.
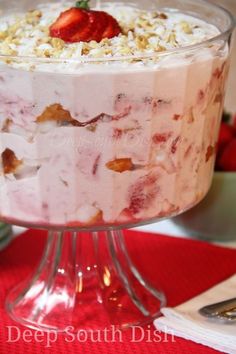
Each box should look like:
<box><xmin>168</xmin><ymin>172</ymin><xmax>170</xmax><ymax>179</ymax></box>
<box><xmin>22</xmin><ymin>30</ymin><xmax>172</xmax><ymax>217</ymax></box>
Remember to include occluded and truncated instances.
<box><xmin>0</xmin><ymin>229</ymin><xmax>236</xmax><ymax>354</ymax></box>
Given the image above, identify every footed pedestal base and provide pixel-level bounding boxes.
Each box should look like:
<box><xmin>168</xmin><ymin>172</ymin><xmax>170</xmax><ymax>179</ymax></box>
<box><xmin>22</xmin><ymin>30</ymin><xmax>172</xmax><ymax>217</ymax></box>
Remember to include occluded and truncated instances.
<box><xmin>6</xmin><ymin>230</ymin><xmax>166</xmax><ymax>332</ymax></box>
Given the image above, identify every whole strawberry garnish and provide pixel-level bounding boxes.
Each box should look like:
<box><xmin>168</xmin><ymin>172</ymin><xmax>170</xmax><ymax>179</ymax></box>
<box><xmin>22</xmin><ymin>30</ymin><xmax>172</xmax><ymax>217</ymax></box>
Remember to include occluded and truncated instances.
<box><xmin>217</xmin><ymin>122</ymin><xmax>234</xmax><ymax>152</ymax></box>
<box><xmin>233</xmin><ymin>114</ymin><xmax>236</xmax><ymax>133</ymax></box>
<box><xmin>49</xmin><ymin>0</ymin><xmax>121</xmax><ymax>43</ymax></box>
<box><xmin>218</xmin><ymin>138</ymin><xmax>236</xmax><ymax>172</ymax></box>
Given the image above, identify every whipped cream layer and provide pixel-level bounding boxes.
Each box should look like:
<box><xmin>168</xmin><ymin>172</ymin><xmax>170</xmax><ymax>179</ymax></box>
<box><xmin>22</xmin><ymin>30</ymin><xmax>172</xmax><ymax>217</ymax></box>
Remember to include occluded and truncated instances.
<box><xmin>0</xmin><ymin>2</ymin><xmax>230</xmax><ymax>228</ymax></box>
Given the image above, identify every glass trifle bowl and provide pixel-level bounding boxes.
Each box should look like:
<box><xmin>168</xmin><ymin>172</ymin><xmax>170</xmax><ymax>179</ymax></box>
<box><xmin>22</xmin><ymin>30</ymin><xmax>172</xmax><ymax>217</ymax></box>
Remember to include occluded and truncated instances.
<box><xmin>0</xmin><ymin>0</ymin><xmax>234</xmax><ymax>332</ymax></box>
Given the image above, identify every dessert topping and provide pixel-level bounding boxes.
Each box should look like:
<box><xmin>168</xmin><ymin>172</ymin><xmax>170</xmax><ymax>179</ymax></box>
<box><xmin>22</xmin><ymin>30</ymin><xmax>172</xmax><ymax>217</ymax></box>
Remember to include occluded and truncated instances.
<box><xmin>49</xmin><ymin>0</ymin><xmax>121</xmax><ymax>43</ymax></box>
<box><xmin>0</xmin><ymin>3</ymin><xmax>220</xmax><ymax>61</ymax></box>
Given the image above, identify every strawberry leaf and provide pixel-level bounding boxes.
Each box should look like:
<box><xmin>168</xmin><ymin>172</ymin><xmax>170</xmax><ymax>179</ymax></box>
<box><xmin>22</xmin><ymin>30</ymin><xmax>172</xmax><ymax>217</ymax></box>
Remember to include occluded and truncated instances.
<box><xmin>75</xmin><ymin>0</ymin><xmax>90</xmax><ymax>10</ymax></box>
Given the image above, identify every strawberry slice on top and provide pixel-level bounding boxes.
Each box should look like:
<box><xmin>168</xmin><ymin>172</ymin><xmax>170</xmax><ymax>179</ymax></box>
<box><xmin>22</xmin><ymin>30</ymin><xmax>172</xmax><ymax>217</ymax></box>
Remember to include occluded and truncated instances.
<box><xmin>49</xmin><ymin>0</ymin><xmax>122</xmax><ymax>43</ymax></box>
<box><xmin>50</xmin><ymin>8</ymin><xmax>88</xmax><ymax>42</ymax></box>
<box><xmin>102</xmin><ymin>14</ymin><xmax>121</xmax><ymax>39</ymax></box>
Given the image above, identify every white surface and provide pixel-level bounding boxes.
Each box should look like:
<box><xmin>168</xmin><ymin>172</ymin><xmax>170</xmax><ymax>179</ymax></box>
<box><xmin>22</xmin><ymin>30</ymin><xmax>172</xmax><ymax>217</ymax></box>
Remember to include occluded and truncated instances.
<box><xmin>154</xmin><ymin>275</ymin><xmax>236</xmax><ymax>354</ymax></box>
<box><xmin>135</xmin><ymin>219</ymin><xmax>187</xmax><ymax>237</ymax></box>
<box><xmin>135</xmin><ymin>220</ymin><xmax>236</xmax><ymax>249</ymax></box>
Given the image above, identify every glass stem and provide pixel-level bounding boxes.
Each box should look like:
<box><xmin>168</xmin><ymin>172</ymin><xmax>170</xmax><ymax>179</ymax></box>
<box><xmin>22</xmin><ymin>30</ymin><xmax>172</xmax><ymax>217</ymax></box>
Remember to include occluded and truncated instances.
<box><xmin>6</xmin><ymin>229</ymin><xmax>166</xmax><ymax>331</ymax></box>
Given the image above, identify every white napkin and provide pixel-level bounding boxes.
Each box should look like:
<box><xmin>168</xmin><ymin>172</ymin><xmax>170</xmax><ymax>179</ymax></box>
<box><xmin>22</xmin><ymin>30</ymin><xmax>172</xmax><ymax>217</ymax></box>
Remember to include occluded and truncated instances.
<box><xmin>154</xmin><ymin>275</ymin><xmax>236</xmax><ymax>354</ymax></box>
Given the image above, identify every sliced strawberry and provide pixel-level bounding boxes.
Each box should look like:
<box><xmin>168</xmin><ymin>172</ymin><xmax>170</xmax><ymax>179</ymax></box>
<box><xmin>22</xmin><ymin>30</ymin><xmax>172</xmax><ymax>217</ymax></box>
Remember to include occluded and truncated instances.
<box><xmin>50</xmin><ymin>8</ymin><xmax>88</xmax><ymax>42</ymax></box>
<box><xmin>50</xmin><ymin>6</ymin><xmax>121</xmax><ymax>43</ymax></box>
<box><xmin>92</xmin><ymin>11</ymin><xmax>108</xmax><ymax>42</ymax></box>
<box><xmin>69</xmin><ymin>11</ymin><xmax>96</xmax><ymax>43</ymax></box>
<box><xmin>218</xmin><ymin>138</ymin><xmax>236</xmax><ymax>171</ymax></box>
<box><xmin>217</xmin><ymin>122</ymin><xmax>234</xmax><ymax>152</ymax></box>
<box><xmin>72</xmin><ymin>11</ymin><xmax>121</xmax><ymax>42</ymax></box>
<box><xmin>102</xmin><ymin>14</ymin><xmax>121</xmax><ymax>39</ymax></box>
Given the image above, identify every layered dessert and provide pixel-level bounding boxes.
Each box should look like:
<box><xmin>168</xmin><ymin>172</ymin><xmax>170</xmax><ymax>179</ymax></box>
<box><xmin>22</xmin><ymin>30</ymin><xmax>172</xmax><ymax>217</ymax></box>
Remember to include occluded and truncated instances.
<box><xmin>0</xmin><ymin>1</ymin><xmax>230</xmax><ymax>228</ymax></box>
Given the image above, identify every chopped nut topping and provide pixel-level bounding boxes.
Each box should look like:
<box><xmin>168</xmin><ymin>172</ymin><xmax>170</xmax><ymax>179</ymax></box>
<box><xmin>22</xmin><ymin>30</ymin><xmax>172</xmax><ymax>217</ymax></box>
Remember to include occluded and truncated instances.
<box><xmin>1</xmin><ymin>148</ymin><xmax>22</xmax><ymax>174</ymax></box>
<box><xmin>0</xmin><ymin>43</ymin><xmax>17</xmax><ymax>56</ymax></box>
<box><xmin>82</xmin><ymin>45</ymin><xmax>90</xmax><ymax>55</ymax></box>
<box><xmin>25</xmin><ymin>10</ymin><xmax>42</xmax><ymax>25</ymax></box>
<box><xmin>49</xmin><ymin>37</ymin><xmax>65</xmax><ymax>50</ymax></box>
<box><xmin>0</xmin><ymin>3</ymin><xmax>219</xmax><ymax>63</ymax></box>
<box><xmin>167</xmin><ymin>32</ymin><xmax>177</xmax><ymax>45</ymax></box>
<box><xmin>135</xmin><ymin>35</ymin><xmax>149</xmax><ymax>50</ymax></box>
<box><xmin>153</xmin><ymin>12</ymin><xmax>168</xmax><ymax>20</ymax></box>
<box><xmin>106</xmin><ymin>158</ymin><xmax>134</xmax><ymax>173</ymax></box>
<box><xmin>155</xmin><ymin>45</ymin><xmax>166</xmax><ymax>52</ymax></box>
<box><xmin>0</xmin><ymin>31</ymin><xmax>8</xmax><ymax>40</ymax></box>
<box><xmin>181</xmin><ymin>21</ymin><xmax>193</xmax><ymax>34</ymax></box>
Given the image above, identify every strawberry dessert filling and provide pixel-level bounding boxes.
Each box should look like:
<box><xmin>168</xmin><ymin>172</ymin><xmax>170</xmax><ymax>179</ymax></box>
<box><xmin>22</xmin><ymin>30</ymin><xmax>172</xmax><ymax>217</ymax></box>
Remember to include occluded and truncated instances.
<box><xmin>0</xmin><ymin>1</ymin><xmax>230</xmax><ymax>228</ymax></box>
